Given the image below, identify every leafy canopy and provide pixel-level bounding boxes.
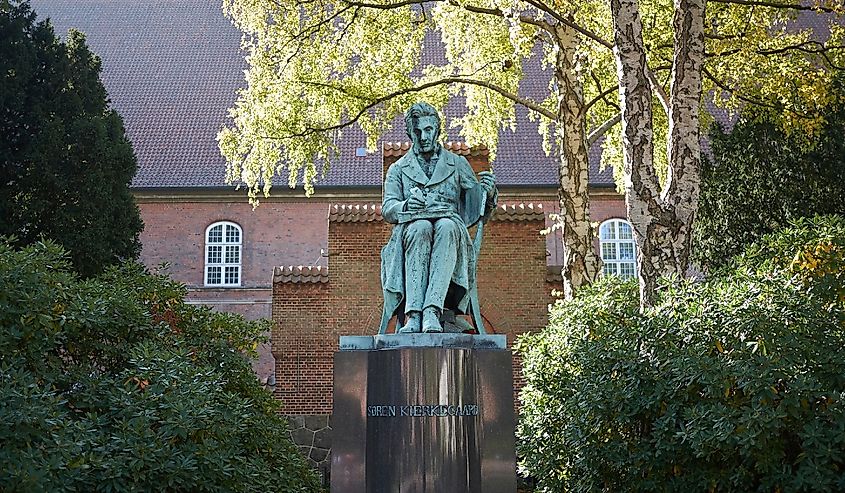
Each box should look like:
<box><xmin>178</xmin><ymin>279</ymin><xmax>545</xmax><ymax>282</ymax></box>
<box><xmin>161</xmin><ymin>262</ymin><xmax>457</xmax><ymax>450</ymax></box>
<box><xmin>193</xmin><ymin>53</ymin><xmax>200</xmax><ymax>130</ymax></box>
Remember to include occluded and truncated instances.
<box><xmin>0</xmin><ymin>1</ymin><xmax>143</xmax><ymax>276</ymax></box>
<box><xmin>220</xmin><ymin>0</ymin><xmax>843</xmax><ymax>202</ymax></box>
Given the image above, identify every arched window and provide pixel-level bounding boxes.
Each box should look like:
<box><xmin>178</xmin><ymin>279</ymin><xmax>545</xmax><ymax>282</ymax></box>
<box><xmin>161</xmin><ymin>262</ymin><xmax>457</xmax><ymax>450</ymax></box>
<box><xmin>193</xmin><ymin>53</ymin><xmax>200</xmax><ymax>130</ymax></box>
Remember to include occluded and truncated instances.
<box><xmin>205</xmin><ymin>221</ymin><xmax>242</xmax><ymax>286</ymax></box>
<box><xmin>599</xmin><ymin>219</ymin><xmax>637</xmax><ymax>279</ymax></box>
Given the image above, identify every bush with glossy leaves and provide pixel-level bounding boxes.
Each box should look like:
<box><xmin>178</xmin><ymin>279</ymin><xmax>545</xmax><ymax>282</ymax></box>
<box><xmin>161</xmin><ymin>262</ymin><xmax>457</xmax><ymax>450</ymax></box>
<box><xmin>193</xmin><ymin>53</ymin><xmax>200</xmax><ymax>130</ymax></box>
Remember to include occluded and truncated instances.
<box><xmin>517</xmin><ymin>216</ymin><xmax>845</xmax><ymax>492</ymax></box>
<box><xmin>0</xmin><ymin>239</ymin><xmax>321</xmax><ymax>492</ymax></box>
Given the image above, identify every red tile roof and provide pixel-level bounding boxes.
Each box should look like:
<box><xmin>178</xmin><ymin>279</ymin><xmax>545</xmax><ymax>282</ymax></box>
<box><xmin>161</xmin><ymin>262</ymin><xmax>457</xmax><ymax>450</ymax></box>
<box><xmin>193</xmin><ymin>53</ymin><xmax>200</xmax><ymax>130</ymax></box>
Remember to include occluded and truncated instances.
<box><xmin>328</xmin><ymin>204</ymin><xmax>382</xmax><ymax>223</ymax></box>
<box><xmin>382</xmin><ymin>142</ymin><xmax>491</xmax><ymax>157</ymax></box>
<box><xmin>326</xmin><ymin>202</ymin><xmax>546</xmax><ymax>223</ymax></box>
<box><xmin>493</xmin><ymin>203</ymin><xmax>546</xmax><ymax>222</ymax></box>
<box><xmin>25</xmin><ymin>0</ymin><xmax>616</xmax><ymax>190</ymax></box>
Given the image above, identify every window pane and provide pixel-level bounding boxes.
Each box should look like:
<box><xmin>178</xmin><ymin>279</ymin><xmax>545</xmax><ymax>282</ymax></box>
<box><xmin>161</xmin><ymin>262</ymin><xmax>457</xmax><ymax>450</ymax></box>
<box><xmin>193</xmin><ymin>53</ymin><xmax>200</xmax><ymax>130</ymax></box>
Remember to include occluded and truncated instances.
<box><xmin>600</xmin><ymin>223</ymin><xmax>616</xmax><ymax>240</ymax></box>
<box><xmin>226</xmin><ymin>225</ymin><xmax>240</xmax><ymax>243</ymax></box>
<box><xmin>224</xmin><ymin>266</ymin><xmax>239</xmax><ymax>284</ymax></box>
<box><xmin>602</xmin><ymin>243</ymin><xmax>617</xmax><ymax>260</ymax></box>
<box><xmin>208</xmin><ymin>225</ymin><xmax>223</xmax><ymax>243</ymax></box>
<box><xmin>618</xmin><ymin>222</ymin><xmax>633</xmax><ymax>239</ymax></box>
<box><xmin>207</xmin><ymin>245</ymin><xmax>222</xmax><ymax>264</ymax></box>
<box><xmin>603</xmin><ymin>263</ymin><xmax>618</xmax><ymax>276</ymax></box>
<box><xmin>225</xmin><ymin>245</ymin><xmax>240</xmax><ymax>264</ymax></box>
<box><xmin>207</xmin><ymin>266</ymin><xmax>221</xmax><ymax>284</ymax></box>
<box><xmin>619</xmin><ymin>243</ymin><xmax>635</xmax><ymax>260</ymax></box>
<box><xmin>620</xmin><ymin>262</ymin><xmax>636</xmax><ymax>279</ymax></box>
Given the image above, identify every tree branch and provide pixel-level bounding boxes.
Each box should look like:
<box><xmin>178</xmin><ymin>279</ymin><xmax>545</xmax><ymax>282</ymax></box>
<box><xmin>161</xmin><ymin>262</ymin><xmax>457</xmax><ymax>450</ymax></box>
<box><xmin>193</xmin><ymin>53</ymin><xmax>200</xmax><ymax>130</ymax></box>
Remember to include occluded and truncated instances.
<box><xmin>278</xmin><ymin>76</ymin><xmax>557</xmax><ymax>139</ymax></box>
<box><xmin>706</xmin><ymin>41</ymin><xmax>845</xmax><ymax>69</ymax></box>
<box><xmin>647</xmin><ymin>68</ymin><xmax>671</xmax><ymax>115</ymax></box>
<box><xmin>587</xmin><ymin>112</ymin><xmax>621</xmax><ymax>145</ymax></box>
<box><xmin>452</xmin><ymin>2</ymin><xmax>555</xmax><ymax>33</ymax></box>
<box><xmin>339</xmin><ymin>0</ymin><xmax>559</xmax><ymax>32</ymax></box>
<box><xmin>707</xmin><ymin>0</ymin><xmax>839</xmax><ymax>13</ymax></box>
<box><xmin>702</xmin><ymin>66</ymin><xmax>813</xmax><ymax>118</ymax></box>
<box><xmin>584</xmin><ymin>84</ymin><xmax>618</xmax><ymax>114</ymax></box>
<box><xmin>340</xmin><ymin>0</ymin><xmax>429</xmax><ymax>8</ymax></box>
<box><xmin>526</xmin><ymin>0</ymin><xmax>615</xmax><ymax>49</ymax></box>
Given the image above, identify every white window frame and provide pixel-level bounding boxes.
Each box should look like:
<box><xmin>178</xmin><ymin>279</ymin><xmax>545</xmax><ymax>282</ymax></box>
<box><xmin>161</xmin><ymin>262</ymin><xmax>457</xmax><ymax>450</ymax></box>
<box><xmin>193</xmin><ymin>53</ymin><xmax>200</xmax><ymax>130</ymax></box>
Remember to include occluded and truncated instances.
<box><xmin>599</xmin><ymin>218</ymin><xmax>637</xmax><ymax>279</ymax></box>
<box><xmin>204</xmin><ymin>221</ymin><xmax>242</xmax><ymax>287</ymax></box>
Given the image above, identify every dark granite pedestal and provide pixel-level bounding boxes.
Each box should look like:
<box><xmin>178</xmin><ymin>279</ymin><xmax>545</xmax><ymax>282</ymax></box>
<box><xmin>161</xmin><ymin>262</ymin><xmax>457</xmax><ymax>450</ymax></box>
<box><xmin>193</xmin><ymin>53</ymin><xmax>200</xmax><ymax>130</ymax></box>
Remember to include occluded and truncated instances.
<box><xmin>331</xmin><ymin>334</ymin><xmax>516</xmax><ymax>493</ymax></box>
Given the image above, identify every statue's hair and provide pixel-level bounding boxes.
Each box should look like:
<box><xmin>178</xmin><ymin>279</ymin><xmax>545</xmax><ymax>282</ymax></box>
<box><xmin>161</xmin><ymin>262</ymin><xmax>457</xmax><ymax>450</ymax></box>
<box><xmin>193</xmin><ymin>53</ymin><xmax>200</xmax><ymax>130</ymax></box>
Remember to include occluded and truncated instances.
<box><xmin>404</xmin><ymin>102</ymin><xmax>441</xmax><ymax>140</ymax></box>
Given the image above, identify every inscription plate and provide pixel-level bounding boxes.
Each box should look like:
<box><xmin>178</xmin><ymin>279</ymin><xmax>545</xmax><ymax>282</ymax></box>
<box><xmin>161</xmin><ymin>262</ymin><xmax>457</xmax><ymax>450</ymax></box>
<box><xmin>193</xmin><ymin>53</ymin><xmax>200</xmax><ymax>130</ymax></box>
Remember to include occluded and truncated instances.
<box><xmin>366</xmin><ymin>404</ymin><xmax>480</xmax><ymax>417</ymax></box>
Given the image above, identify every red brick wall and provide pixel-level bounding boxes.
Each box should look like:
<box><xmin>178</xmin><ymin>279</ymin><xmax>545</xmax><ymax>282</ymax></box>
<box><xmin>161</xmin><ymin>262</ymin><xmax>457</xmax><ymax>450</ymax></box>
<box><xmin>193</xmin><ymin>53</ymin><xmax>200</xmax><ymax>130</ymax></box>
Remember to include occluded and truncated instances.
<box><xmin>137</xmin><ymin>198</ymin><xmax>331</xmax><ymax>383</ymax></box>
<box><xmin>272</xmin><ymin>205</ymin><xmax>552</xmax><ymax>414</ymax></box>
<box><xmin>138</xmin><ymin>200</ymin><xmax>329</xmax><ymax>290</ymax></box>
<box><xmin>135</xmin><ymin>191</ymin><xmax>627</xmax><ymax>404</ymax></box>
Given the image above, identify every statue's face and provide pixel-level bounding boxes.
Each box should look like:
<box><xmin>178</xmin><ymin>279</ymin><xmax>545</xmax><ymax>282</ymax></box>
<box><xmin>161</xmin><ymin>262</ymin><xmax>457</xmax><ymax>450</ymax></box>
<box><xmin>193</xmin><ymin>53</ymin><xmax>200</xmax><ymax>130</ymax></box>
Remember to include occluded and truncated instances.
<box><xmin>411</xmin><ymin>116</ymin><xmax>439</xmax><ymax>154</ymax></box>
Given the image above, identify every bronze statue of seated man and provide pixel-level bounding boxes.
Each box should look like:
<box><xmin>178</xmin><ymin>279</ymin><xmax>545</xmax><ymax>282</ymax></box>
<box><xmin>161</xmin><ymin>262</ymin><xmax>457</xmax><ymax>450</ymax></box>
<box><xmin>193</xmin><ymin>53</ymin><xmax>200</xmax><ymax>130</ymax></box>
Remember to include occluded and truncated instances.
<box><xmin>380</xmin><ymin>102</ymin><xmax>497</xmax><ymax>333</ymax></box>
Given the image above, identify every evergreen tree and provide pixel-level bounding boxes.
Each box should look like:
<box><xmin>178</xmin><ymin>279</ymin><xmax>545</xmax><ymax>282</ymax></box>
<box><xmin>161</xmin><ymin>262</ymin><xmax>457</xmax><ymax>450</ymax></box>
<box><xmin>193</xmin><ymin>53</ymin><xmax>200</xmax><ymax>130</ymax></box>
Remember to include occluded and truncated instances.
<box><xmin>693</xmin><ymin>78</ymin><xmax>845</xmax><ymax>271</ymax></box>
<box><xmin>0</xmin><ymin>1</ymin><xmax>143</xmax><ymax>277</ymax></box>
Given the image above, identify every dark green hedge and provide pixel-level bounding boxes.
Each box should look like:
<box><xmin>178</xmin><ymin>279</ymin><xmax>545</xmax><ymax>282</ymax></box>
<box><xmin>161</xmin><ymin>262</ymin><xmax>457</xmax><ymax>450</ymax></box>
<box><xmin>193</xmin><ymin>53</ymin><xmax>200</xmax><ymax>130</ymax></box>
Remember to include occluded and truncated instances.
<box><xmin>0</xmin><ymin>240</ymin><xmax>321</xmax><ymax>492</ymax></box>
<box><xmin>517</xmin><ymin>216</ymin><xmax>845</xmax><ymax>492</ymax></box>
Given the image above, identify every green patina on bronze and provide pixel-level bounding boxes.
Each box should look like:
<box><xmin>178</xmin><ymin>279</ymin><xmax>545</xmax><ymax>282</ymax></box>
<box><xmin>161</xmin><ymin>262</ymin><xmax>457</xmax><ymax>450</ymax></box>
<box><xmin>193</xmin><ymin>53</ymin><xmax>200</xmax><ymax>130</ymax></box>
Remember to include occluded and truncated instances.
<box><xmin>379</xmin><ymin>103</ymin><xmax>497</xmax><ymax>335</ymax></box>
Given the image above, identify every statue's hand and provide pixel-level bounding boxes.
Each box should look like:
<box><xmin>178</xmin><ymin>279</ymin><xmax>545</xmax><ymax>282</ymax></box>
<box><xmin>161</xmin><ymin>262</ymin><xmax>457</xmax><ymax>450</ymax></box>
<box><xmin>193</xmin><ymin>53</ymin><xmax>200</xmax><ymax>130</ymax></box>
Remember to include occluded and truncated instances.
<box><xmin>478</xmin><ymin>170</ymin><xmax>496</xmax><ymax>194</ymax></box>
<box><xmin>407</xmin><ymin>187</ymin><xmax>426</xmax><ymax>211</ymax></box>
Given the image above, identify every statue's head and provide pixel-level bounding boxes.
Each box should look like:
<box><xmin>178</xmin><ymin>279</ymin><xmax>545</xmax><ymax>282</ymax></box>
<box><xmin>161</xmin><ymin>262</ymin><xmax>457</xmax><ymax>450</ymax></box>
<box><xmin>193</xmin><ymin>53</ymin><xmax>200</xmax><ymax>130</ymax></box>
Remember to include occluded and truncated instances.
<box><xmin>404</xmin><ymin>102</ymin><xmax>441</xmax><ymax>155</ymax></box>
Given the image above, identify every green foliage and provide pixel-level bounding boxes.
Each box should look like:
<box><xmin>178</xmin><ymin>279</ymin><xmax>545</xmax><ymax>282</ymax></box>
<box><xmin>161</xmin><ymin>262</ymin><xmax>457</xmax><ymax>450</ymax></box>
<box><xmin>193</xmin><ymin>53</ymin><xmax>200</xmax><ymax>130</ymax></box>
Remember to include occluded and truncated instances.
<box><xmin>737</xmin><ymin>215</ymin><xmax>845</xmax><ymax>308</ymax></box>
<box><xmin>517</xmin><ymin>216</ymin><xmax>845</xmax><ymax>492</ymax></box>
<box><xmin>0</xmin><ymin>240</ymin><xmax>321</xmax><ymax>492</ymax></box>
<box><xmin>0</xmin><ymin>1</ymin><xmax>143</xmax><ymax>277</ymax></box>
<box><xmin>693</xmin><ymin>77</ymin><xmax>845</xmax><ymax>271</ymax></box>
<box><xmin>221</xmin><ymin>0</ymin><xmax>843</xmax><ymax>203</ymax></box>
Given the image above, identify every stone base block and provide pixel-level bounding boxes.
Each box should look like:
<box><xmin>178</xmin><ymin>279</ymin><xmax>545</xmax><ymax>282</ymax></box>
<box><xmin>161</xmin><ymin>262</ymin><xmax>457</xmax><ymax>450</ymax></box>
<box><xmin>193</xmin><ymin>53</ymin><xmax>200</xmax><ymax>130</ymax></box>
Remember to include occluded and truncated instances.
<box><xmin>331</xmin><ymin>339</ymin><xmax>516</xmax><ymax>493</ymax></box>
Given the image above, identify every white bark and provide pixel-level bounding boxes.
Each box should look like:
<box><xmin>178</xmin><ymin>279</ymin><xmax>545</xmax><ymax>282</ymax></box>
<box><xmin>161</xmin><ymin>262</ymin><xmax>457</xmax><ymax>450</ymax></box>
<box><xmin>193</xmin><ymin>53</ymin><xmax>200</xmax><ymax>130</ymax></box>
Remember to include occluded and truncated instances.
<box><xmin>553</xmin><ymin>24</ymin><xmax>600</xmax><ymax>299</ymax></box>
<box><xmin>610</xmin><ymin>0</ymin><xmax>705</xmax><ymax>308</ymax></box>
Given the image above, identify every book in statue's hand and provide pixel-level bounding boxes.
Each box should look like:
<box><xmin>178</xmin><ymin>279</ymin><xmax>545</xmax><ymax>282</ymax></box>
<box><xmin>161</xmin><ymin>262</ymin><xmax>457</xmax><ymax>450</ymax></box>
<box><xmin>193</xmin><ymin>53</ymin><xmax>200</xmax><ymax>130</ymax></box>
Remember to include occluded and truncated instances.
<box><xmin>396</xmin><ymin>207</ymin><xmax>454</xmax><ymax>223</ymax></box>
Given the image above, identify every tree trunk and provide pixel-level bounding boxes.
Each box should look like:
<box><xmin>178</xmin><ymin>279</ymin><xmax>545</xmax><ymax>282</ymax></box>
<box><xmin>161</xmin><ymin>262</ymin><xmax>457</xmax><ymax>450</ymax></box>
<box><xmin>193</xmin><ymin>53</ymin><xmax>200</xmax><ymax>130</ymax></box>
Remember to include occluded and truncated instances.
<box><xmin>610</xmin><ymin>0</ymin><xmax>705</xmax><ymax>308</ymax></box>
<box><xmin>553</xmin><ymin>24</ymin><xmax>600</xmax><ymax>300</ymax></box>
<box><xmin>663</xmin><ymin>0</ymin><xmax>705</xmax><ymax>273</ymax></box>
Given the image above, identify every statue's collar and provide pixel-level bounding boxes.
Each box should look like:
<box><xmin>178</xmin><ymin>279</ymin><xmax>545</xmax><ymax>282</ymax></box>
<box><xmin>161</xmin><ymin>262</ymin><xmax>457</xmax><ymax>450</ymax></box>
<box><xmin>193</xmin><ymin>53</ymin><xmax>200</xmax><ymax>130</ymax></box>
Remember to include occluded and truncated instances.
<box><xmin>411</xmin><ymin>145</ymin><xmax>440</xmax><ymax>165</ymax></box>
<box><xmin>401</xmin><ymin>144</ymin><xmax>455</xmax><ymax>186</ymax></box>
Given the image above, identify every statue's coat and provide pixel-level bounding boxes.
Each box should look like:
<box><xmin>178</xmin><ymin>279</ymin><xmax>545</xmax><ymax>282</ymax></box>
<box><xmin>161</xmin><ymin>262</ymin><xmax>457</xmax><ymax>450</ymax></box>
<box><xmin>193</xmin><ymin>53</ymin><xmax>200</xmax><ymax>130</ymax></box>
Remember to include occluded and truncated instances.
<box><xmin>380</xmin><ymin>148</ymin><xmax>497</xmax><ymax>333</ymax></box>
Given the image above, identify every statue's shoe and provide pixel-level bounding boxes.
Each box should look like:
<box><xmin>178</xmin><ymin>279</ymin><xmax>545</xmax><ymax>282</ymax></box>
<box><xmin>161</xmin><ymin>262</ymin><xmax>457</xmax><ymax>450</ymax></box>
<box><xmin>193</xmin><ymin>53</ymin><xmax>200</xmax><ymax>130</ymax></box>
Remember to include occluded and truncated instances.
<box><xmin>422</xmin><ymin>308</ymin><xmax>443</xmax><ymax>333</ymax></box>
<box><xmin>398</xmin><ymin>312</ymin><xmax>422</xmax><ymax>333</ymax></box>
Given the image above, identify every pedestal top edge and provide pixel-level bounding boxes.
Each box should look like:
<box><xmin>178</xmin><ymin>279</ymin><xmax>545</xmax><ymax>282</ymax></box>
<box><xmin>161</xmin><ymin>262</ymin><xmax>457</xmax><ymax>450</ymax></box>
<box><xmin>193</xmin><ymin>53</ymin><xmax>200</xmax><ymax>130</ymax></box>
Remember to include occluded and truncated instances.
<box><xmin>339</xmin><ymin>334</ymin><xmax>508</xmax><ymax>350</ymax></box>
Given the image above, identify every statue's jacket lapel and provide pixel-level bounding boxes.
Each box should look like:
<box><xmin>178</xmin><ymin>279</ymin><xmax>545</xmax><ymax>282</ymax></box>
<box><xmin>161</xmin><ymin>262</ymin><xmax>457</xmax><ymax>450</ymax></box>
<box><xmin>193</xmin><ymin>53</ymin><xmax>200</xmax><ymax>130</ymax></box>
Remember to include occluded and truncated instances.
<box><xmin>424</xmin><ymin>152</ymin><xmax>456</xmax><ymax>188</ymax></box>
<box><xmin>398</xmin><ymin>152</ymin><xmax>429</xmax><ymax>186</ymax></box>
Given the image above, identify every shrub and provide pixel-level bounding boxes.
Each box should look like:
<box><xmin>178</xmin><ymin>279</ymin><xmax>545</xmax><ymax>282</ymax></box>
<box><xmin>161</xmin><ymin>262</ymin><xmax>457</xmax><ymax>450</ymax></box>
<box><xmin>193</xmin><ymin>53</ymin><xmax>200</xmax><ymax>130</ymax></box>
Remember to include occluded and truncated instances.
<box><xmin>517</xmin><ymin>216</ymin><xmax>845</xmax><ymax>492</ymax></box>
<box><xmin>0</xmin><ymin>240</ymin><xmax>321</xmax><ymax>492</ymax></box>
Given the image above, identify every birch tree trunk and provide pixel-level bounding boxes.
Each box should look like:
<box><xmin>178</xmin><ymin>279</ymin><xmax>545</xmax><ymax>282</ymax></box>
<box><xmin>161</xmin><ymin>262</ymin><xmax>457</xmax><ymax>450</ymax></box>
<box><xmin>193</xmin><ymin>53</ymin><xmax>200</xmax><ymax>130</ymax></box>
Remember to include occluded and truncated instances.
<box><xmin>610</xmin><ymin>0</ymin><xmax>705</xmax><ymax>308</ymax></box>
<box><xmin>663</xmin><ymin>0</ymin><xmax>705</xmax><ymax>273</ymax></box>
<box><xmin>553</xmin><ymin>24</ymin><xmax>600</xmax><ymax>299</ymax></box>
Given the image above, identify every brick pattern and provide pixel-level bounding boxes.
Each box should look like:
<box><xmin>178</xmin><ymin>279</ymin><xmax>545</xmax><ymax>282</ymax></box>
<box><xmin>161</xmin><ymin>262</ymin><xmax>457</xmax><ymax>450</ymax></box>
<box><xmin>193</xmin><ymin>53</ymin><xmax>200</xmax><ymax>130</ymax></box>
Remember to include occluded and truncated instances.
<box><xmin>272</xmin><ymin>203</ymin><xmax>552</xmax><ymax>414</ymax></box>
<box><xmin>138</xmin><ymin>200</ymin><xmax>329</xmax><ymax>290</ymax></box>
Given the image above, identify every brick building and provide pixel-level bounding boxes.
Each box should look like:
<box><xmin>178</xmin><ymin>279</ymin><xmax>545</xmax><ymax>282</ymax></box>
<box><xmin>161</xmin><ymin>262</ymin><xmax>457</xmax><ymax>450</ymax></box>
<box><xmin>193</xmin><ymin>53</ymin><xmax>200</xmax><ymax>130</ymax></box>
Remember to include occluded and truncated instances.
<box><xmin>35</xmin><ymin>0</ymin><xmax>632</xmax><ymax>480</ymax></box>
